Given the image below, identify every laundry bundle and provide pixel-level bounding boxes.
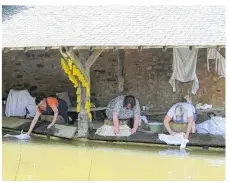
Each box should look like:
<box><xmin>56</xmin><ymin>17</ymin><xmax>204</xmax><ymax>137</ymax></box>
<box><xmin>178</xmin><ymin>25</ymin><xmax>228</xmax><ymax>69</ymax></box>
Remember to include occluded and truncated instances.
<box><xmin>196</xmin><ymin>103</ymin><xmax>212</xmax><ymax>110</ymax></box>
<box><xmin>196</xmin><ymin>116</ymin><xmax>225</xmax><ymax>137</ymax></box>
<box><xmin>158</xmin><ymin>132</ymin><xmax>189</xmax><ymax>149</ymax></box>
<box><xmin>3</xmin><ymin>130</ymin><xmax>31</xmax><ymax>140</ymax></box>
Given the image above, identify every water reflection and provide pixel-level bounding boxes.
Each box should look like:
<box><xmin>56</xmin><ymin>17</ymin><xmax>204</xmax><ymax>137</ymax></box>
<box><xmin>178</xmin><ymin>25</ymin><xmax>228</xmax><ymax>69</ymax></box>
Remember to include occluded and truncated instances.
<box><xmin>158</xmin><ymin>148</ymin><xmax>189</xmax><ymax>157</ymax></box>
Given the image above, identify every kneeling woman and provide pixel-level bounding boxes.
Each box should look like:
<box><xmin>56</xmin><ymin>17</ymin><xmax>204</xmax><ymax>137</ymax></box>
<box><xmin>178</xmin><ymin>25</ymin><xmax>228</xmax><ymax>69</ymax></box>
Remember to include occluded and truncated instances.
<box><xmin>106</xmin><ymin>95</ymin><xmax>140</xmax><ymax>135</ymax></box>
<box><xmin>26</xmin><ymin>96</ymin><xmax>69</xmax><ymax>136</ymax></box>
<box><xmin>163</xmin><ymin>102</ymin><xmax>196</xmax><ymax>139</ymax></box>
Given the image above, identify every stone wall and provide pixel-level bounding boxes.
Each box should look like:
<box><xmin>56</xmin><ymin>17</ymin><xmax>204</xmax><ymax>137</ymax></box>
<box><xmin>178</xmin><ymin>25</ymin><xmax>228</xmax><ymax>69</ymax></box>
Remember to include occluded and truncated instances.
<box><xmin>2</xmin><ymin>50</ymin><xmax>76</xmax><ymax>102</ymax></box>
<box><xmin>2</xmin><ymin>48</ymin><xmax>225</xmax><ymax>111</ymax></box>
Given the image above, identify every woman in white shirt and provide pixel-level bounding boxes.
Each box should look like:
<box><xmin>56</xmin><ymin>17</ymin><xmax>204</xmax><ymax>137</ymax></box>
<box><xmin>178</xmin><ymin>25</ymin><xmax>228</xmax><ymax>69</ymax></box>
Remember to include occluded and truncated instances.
<box><xmin>163</xmin><ymin>102</ymin><xmax>196</xmax><ymax>139</ymax></box>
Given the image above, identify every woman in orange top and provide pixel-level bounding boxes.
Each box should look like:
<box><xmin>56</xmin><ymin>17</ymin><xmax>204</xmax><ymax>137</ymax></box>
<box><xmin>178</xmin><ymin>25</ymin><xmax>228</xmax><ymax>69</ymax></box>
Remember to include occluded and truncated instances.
<box><xmin>26</xmin><ymin>96</ymin><xmax>69</xmax><ymax>136</ymax></box>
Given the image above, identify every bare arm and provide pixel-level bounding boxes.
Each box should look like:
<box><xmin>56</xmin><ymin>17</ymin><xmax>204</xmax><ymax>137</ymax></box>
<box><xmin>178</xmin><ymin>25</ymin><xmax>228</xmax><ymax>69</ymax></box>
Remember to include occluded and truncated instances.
<box><xmin>163</xmin><ymin>115</ymin><xmax>175</xmax><ymax>135</ymax></box>
<box><xmin>113</xmin><ymin>112</ymin><xmax>119</xmax><ymax>127</ymax></box>
<box><xmin>27</xmin><ymin>111</ymin><xmax>41</xmax><ymax>135</ymax></box>
<box><xmin>185</xmin><ymin>116</ymin><xmax>193</xmax><ymax>139</ymax></box>
<box><xmin>112</xmin><ymin>112</ymin><xmax>120</xmax><ymax>134</ymax></box>
<box><xmin>51</xmin><ymin>106</ymin><xmax>59</xmax><ymax>125</ymax></box>
<box><xmin>133</xmin><ymin>115</ymin><xmax>140</xmax><ymax>130</ymax></box>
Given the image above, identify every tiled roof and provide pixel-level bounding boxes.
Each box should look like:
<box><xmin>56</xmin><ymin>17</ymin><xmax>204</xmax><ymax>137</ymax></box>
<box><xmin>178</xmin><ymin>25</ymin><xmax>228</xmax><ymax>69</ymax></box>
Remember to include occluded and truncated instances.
<box><xmin>2</xmin><ymin>5</ymin><xmax>225</xmax><ymax>48</ymax></box>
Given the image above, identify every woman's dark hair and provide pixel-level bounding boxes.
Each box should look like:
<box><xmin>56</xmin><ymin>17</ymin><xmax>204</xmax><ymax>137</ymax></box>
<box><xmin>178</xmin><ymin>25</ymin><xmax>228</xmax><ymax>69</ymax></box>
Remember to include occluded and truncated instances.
<box><xmin>35</xmin><ymin>95</ymin><xmax>46</xmax><ymax>105</ymax></box>
<box><xmin>123</xmin><ymin>95</ymin><xmax>136</xmax><ymax>109</ymax></box>
<box><xmin>181</xmin><ymin>98</ymin><xmax>187</xmax><ymax>102</ymax></box>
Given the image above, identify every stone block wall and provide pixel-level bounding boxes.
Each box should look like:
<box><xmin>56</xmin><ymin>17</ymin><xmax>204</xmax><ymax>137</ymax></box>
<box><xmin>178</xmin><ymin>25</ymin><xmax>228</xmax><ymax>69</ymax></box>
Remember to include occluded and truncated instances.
<box><xmin>2</xmin><ymin>48</ymin><xmax>225</xmax><ymax>111</ymax></box>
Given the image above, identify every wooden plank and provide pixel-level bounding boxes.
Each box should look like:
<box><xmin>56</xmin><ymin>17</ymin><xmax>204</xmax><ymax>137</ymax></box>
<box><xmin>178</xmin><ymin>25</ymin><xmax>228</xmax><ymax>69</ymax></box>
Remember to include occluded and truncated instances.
<box><xmin>88</xmin><ymin>129</ymin><xmax>225</xmax><ymax>147</ymax></box>
<box><xmin>118</xmin><ymin>50</ymin><xmax>125</xmax><ymax>92</ymax></box>
<box><xmin>141</xmin><ymin>107</ymin><xmax>225</xmax><ymax>116</ymax></box>
<box><xmin>15</xmin><ymin>121</ymin><xmax>77</xmax><ymax>139</ymax></box>
<box><xmin>85</xmin><ymin>49</ymin><xmax>104</xmax><ymax>69</ymax></box>
<box><xmin>2</xmin><ymin>117</ymin><xmax>77</xmax><ymax>139</ymax></box>
<box><xmin>2</xmin><ymin>117</ymin><xmax>29</xmax><ymax>128</ymax></box>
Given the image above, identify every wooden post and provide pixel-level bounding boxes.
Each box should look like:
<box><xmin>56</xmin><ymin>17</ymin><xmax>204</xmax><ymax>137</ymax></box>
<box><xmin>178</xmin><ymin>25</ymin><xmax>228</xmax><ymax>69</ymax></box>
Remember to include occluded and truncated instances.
<box><xmin>77</xmin><ymin>83</ymin><xmax>89</xmax><ymax>137</ymax></box>
<box><xmin>85</xmin><ymin>49</ymin><xmax>104</xmax><ymax>69</ymax></box>
<box><xmin>59</xmin><ymin>47</ymin><xmax>103</xmax><ymax>138</ymax></box>
<box><xmin>118</xmin><ymin>50</ymin><xmax>125</xmax><ymax>92</ymax></box>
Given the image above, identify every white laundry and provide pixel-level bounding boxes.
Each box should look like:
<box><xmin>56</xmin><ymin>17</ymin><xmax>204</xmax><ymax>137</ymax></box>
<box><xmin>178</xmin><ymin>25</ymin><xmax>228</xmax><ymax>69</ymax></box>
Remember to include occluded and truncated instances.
<box><xmin>196</xmin><ymin>103</ymin><xmax>212</xmax><ymax>110</ymax></box>
<box><xmin>216</xmin><ymin>52</ymin><xmax>225</xmax><ymax>78</ymax></box>
<box><xmin>207</xmin><ymin>48</ymin><xmax>225</xmax><ymax>78</ymax></box>
<box><xmin>169</xmin><ymin>48</ymin><xmax>199</xmax><ymax>94</ymax></box>
<box><xmin>141</xmin><ymin>115</ymin><xmax>148</xmax><ymax>124</ymax></box>
<box><xmin>26</xmin><ymin>97</ymin><xmax>37</xmax><ymax>117</ymax></box>
<box><xmin>4</xmin><ymin>131</ymin><xmax>31</xmax><ymax>140</ymax></box>
<box><xmin>196</xmin><ymin>116</ymin><xmax>225</xmax><ymax>137</ymax></box>
<box><xmin>95</xmin><ymin>124</ymin><xmax>131</xmax><ymax>137</ymax></box>
<box><xmin>5</xmin><ymin>89</ymin><xmax>37</xmax><ymax>117</ymax></box>
<box><xmin>158</xmin><ymin>133</ymin><xmax>189</xmax><ymax>149</ymax></box>
<box><xmin>207</xmin><ymin>48</ymin><xmax>217</xmax><ymax>71</ymax></box>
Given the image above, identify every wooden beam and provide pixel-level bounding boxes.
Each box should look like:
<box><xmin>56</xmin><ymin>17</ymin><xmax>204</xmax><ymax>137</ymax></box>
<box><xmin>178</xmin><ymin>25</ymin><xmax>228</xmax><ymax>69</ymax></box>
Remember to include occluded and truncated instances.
<box><xmin>3</xmin><ymin>48</ymin><xmax>10</xmax><ymax>53</ymax></box>
<box><xmin>59</xmin><ymin>47</ymin><xmax>89</xmax><ymax>81</ymax></box>
<box><xmin>59</xmin><ymin>46</ymin><xmax>90</xmax><ymax>138</ymax></box>
<box><xmin>23</xmin><ymin>47</ymin><xmax>31</xmax><ymax>52</ymax></box>
<box><xmin>118</xmin><ymin>50</ymin><xmax>125</xmax><ymax>92</ymax></box>
<box><xmin>3</xmin><ymin>45</ymin><xmax>226</xmax><ymax>51</ymax></box>
<box><xmin>45</xmin><ymin>47</ymin><xmax>51</xmax><ymax>52</ymax></box>
<box><xmin>85</xmin><ymin>49</ymin><xmax>104</xmax><ymax>69</ymax></box>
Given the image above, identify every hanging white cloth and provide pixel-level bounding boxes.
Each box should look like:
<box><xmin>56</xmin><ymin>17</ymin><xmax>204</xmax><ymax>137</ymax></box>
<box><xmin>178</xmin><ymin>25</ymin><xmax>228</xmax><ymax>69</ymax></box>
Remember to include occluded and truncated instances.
<box><xmin>216</xmin><ymin>52</ymin><xmax>225</xmax><ymax>78</ymax></box>
<box><xmin>158</xmin><ymin>133</ymin><xmax>189</xmax><ymax>149</ymax></box>
<box><xmin>207</xmin><ymin>48</ymin><xmax>217</xmax><ymax>71</ymax></box>
<box><xmin>95</xmin><ymin>124</ymin><xmax>132</xmax><ymax>137</ymax></box>
<box><xmin>5</xmin><ymin>89</ymin><xmax>37</xmax><ymax>117</ymax></box>
<box><xmin>207</xmin><ymin>48</ymin><xmax>225</xmax><ymax>78</ymax></box>
<box><xmin>169</xmin><ymin>48</ymin><xmax>199</xmax><ymax>94</ymax></box>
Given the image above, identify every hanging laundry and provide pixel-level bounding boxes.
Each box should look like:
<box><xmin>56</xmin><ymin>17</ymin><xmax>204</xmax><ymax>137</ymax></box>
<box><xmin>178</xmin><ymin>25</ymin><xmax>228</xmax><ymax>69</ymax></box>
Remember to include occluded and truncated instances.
<box><xmin>216</xmin><ymin>51</ymin><xmax>225</xmax><ymax>78</ymax></box>
<box><xmin>207</xmin><ymin>48</ymin><xmax>225</xmax><ymax>78</ymax></box>
<box><xmin>169</xmin><ymin>48</ymin><xmax>199</xmax><ymax>94</ymax></box>
<box><xmin>207</xmin><ymin>48</ymin><xmax>217</xmax><ymax>71</ymax></box>
<box><xmin>158</xmin><ymin>132</ymin><xmax>189</xmax><ymax>149</ymax></box>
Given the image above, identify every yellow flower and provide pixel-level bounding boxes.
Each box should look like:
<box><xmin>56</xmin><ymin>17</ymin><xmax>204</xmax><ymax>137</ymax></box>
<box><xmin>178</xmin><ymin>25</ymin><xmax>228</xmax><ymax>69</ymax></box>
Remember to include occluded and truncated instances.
<box><xmin>77</xmin><ymin>95</ymin><xmax>81</xmax><ymax>103</ymax></box>
<box><xmin>68</xmin><ymin>62</ymin><xmax>72</xmax><ymax>70</ymax></box>
<box><xmin>77</xmin><ymin>105</ymin><xmax>80</xmax><ymax>112</ymax></box>
<box><xmin>61</xmin><ymin>58</ymin><xmax>92</xmax><ymax>120</ymax></box>
<box><xmin>73</xmin><ymin>67</ymin><xmax>78</xmax><ymax>76</ymax></box>
<box><xmin>88</xmin><ymin>113</ymin><xmax>92</xmax><ymax>121</ymax></box>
